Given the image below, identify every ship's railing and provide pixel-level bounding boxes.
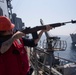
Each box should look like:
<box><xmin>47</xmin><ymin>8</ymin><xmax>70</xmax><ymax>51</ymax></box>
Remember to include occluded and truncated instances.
<box><xmin>29</xmin><ymin>47</ymin><xmax>63</xmax><ymax>75</ymax></box>
<box><xmin>42</xmin><ymin>39</ymin><xmax>67</xmax><ymax>51</ymax></box>
<box><xmin>29</xmin><ymin>47</ymin><xmax>76</xmax><ymax>75</ymax></box>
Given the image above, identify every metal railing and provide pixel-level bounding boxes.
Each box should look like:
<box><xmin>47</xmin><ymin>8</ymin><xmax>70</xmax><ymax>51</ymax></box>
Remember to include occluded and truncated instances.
<box><xmin>30</xmin><ymin>47</ymin><xmax>63</xmax><ymax>75</ymax></box>
<box><xmin>29</xmin><ymin>46</ymin><xmax>76</xmax><ymax>75</ymax></box>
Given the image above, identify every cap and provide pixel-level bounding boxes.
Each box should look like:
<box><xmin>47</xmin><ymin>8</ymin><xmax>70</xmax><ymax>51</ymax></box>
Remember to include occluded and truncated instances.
<box><xmin>0</xmin><ymin>16</ymin><xmax>15</xmax><ymax>31</ymax></box>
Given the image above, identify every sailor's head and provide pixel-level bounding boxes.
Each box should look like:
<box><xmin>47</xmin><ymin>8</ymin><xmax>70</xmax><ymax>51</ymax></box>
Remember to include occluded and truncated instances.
<box><xmin>0</xmin><ymin>16</ymin><xmax>15</xmax><ymax>35</ymax></box>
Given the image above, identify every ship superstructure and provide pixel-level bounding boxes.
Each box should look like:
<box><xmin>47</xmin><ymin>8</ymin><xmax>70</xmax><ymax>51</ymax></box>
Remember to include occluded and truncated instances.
<box><xmin>0</xmin><ymin>0</ymin><xmax>9</xmax><ymax>17</ymax></box>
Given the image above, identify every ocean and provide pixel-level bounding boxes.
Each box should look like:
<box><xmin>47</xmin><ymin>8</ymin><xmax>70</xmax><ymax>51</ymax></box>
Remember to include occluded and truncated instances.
<box><xmin>38</xmin><ymin>34</ymin><xmax>76</xmax><ymax>62</ymax></box>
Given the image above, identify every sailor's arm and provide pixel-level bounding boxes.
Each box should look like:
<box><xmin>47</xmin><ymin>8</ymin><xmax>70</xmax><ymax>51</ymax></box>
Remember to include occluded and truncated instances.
<box><xmin>34</xmin><ymin>25</ymin><xmax>52</xmax><ymax>44</ymax></box>
<box><xmin>0</xmin><ymin>31</ymin><xmax>25</xmax><ymax>54</ymax></box>
<box><xmin>0</xmin><ymin>25</ymin><xmax>52</xmax><ymax>53</ymax></box>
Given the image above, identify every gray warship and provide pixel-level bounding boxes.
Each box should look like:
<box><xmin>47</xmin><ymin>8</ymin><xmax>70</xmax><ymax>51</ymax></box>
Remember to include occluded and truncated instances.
<box><xmin>70</xmin><ymin>33</ymin><xmax>76</xmax><ymax>46</ymax></box>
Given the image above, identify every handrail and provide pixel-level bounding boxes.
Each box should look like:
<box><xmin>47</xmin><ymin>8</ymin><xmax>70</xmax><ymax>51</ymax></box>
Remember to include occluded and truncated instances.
<box><xmin>30</xmin><ymin>47</ymin><xmax>63</xmax><ymax>75</ymax></box>
<box><xmin>29</xmin><ymin>47</ymin><xmax>76</xmax><ymax>75</ymax></box>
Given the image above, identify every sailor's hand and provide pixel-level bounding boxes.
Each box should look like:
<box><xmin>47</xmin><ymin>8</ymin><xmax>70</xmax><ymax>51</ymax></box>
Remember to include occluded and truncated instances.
<box><xmin>12</xmin><ymin>31</ymin><xmax>25</xmax><ymax>40</ymax></box>
<box><xmin>43</xmin><ymin>25</ymin><xmax>52</xmax><ymax>32</ymax></box>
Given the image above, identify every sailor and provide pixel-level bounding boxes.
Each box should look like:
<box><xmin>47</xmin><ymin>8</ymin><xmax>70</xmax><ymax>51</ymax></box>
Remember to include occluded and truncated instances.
<box><xmin>0</xmin><ymin>16</ymin><xmax>52</xmax><ymax>75</ymax></box>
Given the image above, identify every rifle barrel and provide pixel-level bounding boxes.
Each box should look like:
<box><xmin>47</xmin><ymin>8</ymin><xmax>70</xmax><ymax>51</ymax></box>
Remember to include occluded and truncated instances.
<box><xmin>62</xmin><ymin>20</ymin><xmax>76</xmax><ymax>24</ymax></box>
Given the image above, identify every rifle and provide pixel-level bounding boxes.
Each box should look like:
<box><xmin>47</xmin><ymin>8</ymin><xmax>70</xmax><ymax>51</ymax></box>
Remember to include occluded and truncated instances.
<box><xmin>0</xmin><ymin>19</ymin><xmax>76</xmax><ymax>41</ymax></box>
<box><xmin>22</xmin><ymin>19</ymin><xmax>76</xmax><ymax>34</ymax></box>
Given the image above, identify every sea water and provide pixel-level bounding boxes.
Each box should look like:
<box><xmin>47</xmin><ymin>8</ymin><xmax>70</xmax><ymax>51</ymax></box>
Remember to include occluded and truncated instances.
<box><xmin>38</xmin><ymin>34</ymin><xmax>76</xmax><ymax>62</ymax></box>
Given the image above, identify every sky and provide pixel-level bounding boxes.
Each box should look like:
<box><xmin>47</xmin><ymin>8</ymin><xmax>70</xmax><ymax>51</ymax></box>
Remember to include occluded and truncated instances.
<box><xmin>11</xmin><ymin>0</ymin><xmax>76</xmax><ymax>36</ymax></box>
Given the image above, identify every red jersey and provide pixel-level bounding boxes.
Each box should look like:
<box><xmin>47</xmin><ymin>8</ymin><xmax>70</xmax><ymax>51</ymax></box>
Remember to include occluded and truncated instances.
<box><xmin>0</xmin><ymin>39</ymin><xmax>29</xmax><ymax>75</ymax></box>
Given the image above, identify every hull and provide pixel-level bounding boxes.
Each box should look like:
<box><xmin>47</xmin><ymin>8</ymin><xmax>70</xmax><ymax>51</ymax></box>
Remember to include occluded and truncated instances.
<box><xmin>70</xmin><ymin>34</ymin><xmax>76</xmax><ymax>46</ymax></box>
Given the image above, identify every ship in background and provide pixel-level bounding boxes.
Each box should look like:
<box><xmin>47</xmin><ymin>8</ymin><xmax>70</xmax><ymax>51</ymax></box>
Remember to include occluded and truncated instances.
<box><xmin>70</xmin><ymin>33</ymin><xmax>76</xmax><ymax>46</ymax></box>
